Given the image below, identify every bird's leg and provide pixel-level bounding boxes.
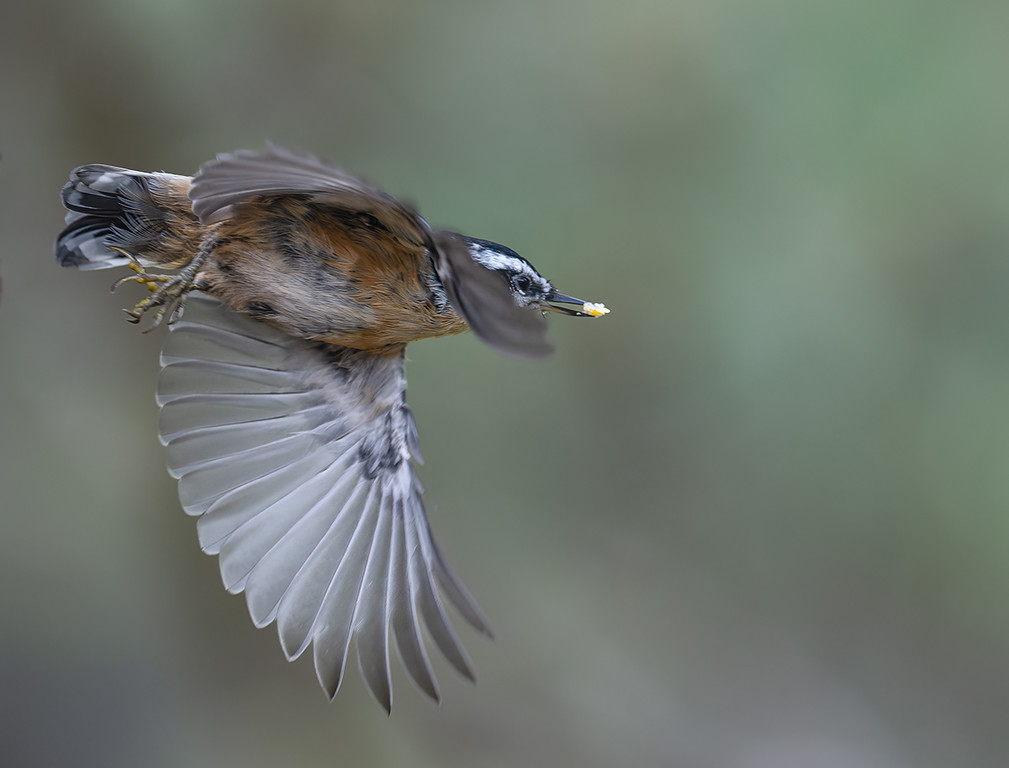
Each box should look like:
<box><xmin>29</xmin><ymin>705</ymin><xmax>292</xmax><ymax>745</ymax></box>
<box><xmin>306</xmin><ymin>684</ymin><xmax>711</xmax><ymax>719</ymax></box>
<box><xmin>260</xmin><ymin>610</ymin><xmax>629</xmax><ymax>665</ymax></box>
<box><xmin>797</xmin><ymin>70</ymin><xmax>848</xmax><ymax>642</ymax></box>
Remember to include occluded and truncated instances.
<box><xmin>110</xmin><ymin>235</ymin><xmax>216</xmax><ymax>329</ymax></box>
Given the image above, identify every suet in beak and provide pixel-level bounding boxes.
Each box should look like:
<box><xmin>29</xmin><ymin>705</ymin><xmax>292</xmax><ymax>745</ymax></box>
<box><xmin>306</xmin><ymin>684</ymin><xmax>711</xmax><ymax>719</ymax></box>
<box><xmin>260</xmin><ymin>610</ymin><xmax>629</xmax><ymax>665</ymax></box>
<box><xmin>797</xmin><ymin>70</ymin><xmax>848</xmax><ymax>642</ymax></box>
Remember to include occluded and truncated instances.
<box><xmin>543</xmin><ymin>291</ymin><xmax>610</xmax><ymax>317</ymax></box>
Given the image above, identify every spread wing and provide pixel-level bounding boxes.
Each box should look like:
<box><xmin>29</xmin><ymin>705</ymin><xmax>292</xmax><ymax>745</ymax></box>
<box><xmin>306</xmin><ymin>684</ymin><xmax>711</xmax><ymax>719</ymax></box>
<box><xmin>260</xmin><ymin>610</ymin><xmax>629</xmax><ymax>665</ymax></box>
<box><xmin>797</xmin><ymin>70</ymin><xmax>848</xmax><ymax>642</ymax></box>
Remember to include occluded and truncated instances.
<box><xmin>189</xmin><ymin>145</ymin><xmax>555</xmax><ymax>358</ymax></box>
<box><xmin>157</xmin><ymin>293</ymin><xmax>492</xmax><ymax>711</ymax></box>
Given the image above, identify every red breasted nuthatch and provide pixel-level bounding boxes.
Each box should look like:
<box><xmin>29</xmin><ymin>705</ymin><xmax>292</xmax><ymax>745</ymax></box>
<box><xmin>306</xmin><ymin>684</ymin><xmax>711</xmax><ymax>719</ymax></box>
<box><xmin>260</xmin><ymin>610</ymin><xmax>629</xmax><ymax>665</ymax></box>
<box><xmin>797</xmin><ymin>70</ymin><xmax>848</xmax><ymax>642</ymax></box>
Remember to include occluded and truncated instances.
<box><xmin>56</xmin><ymin>145</ymin><xmax>608</xmax><ymax>712</ymax></box>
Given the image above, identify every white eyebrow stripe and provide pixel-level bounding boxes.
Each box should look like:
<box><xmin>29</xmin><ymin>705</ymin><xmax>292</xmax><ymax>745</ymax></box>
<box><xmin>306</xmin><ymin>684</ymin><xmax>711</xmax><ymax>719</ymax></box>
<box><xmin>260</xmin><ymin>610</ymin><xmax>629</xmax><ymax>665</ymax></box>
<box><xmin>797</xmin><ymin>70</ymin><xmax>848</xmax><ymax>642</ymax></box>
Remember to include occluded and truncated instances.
<box><xmin>467</xmin><ymin>244</ymin><xmax>527</xmax><ymax>274</ymax></box>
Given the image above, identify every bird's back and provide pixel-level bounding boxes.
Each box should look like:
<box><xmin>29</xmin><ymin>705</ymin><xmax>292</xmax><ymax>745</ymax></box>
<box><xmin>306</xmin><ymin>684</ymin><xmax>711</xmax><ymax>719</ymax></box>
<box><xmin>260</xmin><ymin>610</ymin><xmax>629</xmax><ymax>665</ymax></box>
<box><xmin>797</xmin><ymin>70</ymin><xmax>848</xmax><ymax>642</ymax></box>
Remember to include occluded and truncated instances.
<box><xmin>196</xmin><ymin>195</ymin><xmax>469</xmax><ymax>348</ymax></box>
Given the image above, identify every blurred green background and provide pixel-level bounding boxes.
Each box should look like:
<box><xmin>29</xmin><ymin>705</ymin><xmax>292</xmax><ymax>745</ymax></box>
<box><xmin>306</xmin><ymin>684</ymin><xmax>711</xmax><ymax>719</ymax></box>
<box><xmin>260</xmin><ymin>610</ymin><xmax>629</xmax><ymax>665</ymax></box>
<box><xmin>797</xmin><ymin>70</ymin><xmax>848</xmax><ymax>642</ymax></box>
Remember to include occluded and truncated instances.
<box><xmin>3</xmin><ymin>1</ymin><xmax>1009</xmax><ymax>766</ymax></box>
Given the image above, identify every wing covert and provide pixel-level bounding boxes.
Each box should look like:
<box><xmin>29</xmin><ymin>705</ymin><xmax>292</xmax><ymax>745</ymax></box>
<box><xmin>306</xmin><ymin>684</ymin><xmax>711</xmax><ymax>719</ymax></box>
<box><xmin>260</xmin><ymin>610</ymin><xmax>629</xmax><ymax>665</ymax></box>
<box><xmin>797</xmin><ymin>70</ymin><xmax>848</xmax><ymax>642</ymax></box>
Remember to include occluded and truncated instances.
<box><xmin>188</xmin><ymin>144</ymin><xmax>427</xmax><ymax>243</ymax></box>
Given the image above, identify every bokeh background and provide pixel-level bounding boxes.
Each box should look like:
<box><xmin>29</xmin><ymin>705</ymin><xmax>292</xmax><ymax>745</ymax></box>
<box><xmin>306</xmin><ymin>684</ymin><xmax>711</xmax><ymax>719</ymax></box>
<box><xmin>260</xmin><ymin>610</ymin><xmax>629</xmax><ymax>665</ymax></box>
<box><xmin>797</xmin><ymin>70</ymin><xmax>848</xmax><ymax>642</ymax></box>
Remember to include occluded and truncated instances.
<box><xmin>3</xmin><ymin>1</ymin><xmax>1009</xmax><ymax>766</ymax></box>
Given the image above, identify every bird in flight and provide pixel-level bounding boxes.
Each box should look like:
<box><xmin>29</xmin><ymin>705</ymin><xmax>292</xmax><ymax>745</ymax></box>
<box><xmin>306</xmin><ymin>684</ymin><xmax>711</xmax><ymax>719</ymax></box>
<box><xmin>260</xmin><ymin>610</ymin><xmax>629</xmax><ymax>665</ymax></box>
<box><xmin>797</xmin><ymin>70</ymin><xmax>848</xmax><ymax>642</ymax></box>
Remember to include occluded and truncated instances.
<box><xmin>56</xmin><ymin>145</ymin><xmax>608</xmax><ymax>712</ymax></box>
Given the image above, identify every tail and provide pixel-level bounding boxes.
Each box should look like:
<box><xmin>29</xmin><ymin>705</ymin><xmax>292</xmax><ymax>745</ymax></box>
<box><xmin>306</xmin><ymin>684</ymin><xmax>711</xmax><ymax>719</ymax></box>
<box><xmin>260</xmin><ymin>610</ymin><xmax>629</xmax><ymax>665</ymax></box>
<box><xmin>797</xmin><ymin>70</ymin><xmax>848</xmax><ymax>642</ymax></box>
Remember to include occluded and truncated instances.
<box><xmin>56</xmin><ymin>165</ymin><xmax>199</xmax><ymax>271</ymax></box>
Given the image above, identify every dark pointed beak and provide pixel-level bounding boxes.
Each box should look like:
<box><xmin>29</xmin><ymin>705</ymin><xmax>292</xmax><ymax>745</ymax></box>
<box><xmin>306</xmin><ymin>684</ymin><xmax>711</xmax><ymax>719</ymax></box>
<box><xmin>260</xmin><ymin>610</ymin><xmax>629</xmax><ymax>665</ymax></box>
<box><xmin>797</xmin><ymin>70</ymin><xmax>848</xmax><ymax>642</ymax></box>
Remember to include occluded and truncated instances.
<box><xmin>543</xmin><ymin>291</ymin><xmax>610</xmax><ymax>317</ymax></box>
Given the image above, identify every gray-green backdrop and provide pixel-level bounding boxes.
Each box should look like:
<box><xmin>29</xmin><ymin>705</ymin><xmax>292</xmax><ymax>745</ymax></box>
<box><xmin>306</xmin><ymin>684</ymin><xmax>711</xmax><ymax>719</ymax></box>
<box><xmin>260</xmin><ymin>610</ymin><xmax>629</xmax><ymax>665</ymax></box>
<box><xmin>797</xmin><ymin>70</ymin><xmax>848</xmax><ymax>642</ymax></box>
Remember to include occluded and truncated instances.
<box><xmin>3</xmin><ymin>1</ymin><xmax>1009</xmax><ymax>766</ymax></box>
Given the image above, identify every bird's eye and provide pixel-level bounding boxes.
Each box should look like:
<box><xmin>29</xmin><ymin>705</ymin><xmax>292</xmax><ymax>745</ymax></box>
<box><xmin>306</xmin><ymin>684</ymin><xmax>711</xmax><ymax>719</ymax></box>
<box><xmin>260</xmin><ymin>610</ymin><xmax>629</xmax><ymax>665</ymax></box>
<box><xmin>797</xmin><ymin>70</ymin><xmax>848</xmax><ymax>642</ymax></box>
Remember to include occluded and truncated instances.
<box><xmin>513</xmin><ymin>275</ymin><xmax>533</xmax><ymax>293</ymax></box>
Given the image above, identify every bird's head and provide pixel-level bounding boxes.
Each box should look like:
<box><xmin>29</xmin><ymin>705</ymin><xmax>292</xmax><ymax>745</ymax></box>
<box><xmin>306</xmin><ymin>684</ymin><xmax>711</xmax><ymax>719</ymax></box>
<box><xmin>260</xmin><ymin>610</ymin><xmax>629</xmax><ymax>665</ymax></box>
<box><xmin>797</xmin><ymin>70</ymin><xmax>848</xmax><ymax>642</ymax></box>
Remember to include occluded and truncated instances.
<box><xmin>463</xmin><ymin>237</ymin><xmax>608</xmax><ymax>317</ymax></box>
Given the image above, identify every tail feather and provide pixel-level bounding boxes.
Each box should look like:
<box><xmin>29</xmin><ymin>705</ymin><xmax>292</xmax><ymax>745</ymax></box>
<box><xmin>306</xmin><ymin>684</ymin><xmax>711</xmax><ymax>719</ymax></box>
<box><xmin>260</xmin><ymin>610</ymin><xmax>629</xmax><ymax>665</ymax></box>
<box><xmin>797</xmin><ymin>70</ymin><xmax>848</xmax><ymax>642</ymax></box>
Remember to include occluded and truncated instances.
<box><xmin>57</xmin><ymin>216</ymin><xmax>130</xmax><ymax>270</ymax></box>
<box><xmin>56</xmin><ymin>164</ymin><xmax>197</xmax><ymax>271</ymax></box>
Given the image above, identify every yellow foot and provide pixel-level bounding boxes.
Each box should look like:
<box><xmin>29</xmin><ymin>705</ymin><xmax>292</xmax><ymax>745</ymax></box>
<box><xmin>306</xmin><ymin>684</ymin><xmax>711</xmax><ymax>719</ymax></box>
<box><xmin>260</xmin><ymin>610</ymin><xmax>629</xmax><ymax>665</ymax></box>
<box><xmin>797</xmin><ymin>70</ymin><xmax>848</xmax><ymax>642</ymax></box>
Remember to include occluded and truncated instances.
<box><xmin>107</xmin><ymin>245</ymin><xmax>207</xmax><ymax>330</ymax></box>
<box><xmin>109</xmin><ymin>247</ymin><xmax>171</xmax><ymax>292</ymax></box>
